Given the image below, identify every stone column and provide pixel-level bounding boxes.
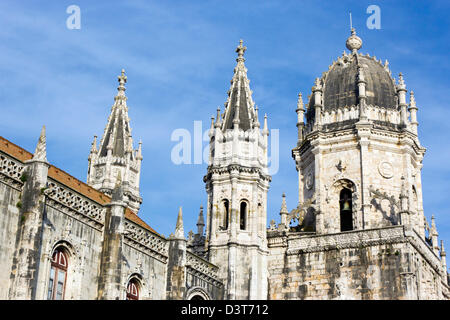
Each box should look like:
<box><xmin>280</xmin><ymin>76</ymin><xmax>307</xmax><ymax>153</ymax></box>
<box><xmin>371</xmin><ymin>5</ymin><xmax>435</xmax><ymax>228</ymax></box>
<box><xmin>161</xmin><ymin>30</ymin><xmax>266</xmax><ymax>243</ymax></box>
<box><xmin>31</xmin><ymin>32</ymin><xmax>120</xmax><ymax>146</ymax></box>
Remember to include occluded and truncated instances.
<box><xmin>97</xmin><ymin>175</ymin><xmax>127</xmax><ymax>300</ymax></box>
<box><xmin>312</xmin><ymin>78</ymin><xmax>323</xmax><ymax>130</ymax></box>
<box><xmin>356</xmin><ymin>122</ymin><xmax>372</xmax><ymax>230</ymax></box>
<box><xmin>9</xmin><ymin>126</ymin><xmax>49</xmax><ymax>300</ymax></box>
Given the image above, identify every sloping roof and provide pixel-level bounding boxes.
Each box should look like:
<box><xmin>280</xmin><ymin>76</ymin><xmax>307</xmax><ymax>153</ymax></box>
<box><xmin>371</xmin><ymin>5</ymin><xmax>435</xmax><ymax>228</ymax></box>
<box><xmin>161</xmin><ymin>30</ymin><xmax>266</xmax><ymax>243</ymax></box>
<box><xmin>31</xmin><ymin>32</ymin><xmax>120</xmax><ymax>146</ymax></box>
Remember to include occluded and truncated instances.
<box><xmin>0</xmin><ymin>135</ymin><xmax>161</xmax><ymax>237</ymax></box>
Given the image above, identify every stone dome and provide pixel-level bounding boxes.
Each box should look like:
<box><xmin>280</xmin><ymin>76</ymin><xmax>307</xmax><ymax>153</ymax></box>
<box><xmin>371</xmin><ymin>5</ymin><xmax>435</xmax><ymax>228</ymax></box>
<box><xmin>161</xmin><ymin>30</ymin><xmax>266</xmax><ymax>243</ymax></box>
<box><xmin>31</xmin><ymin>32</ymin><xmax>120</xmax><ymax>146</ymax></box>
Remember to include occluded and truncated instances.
<box><xmin>308</xmin><ymin>30</ymin><xmax>397</xmax><ymax>114</ymax></box>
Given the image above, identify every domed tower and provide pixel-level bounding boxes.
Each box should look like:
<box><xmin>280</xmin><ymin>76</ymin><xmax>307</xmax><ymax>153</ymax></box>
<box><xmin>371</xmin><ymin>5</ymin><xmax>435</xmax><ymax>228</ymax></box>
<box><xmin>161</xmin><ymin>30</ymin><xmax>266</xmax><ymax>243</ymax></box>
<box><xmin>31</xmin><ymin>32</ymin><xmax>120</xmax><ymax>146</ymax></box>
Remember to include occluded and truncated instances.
<box><xmin>292</xmin><ymin>28</ymin><xmax>426</xmax><ymax>236</ymax></box>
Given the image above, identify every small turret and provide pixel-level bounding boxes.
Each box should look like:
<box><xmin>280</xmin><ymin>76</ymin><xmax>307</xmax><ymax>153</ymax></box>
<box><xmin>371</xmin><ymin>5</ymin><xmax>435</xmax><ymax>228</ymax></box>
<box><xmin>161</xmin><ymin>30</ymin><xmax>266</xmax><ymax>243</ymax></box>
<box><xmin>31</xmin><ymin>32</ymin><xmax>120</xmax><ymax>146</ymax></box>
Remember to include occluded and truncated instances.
<box><xmin>280</xmin><ymin>193</ymin><xmax>289</xmax><ymax>228</ymax></box>
<box><xmin>296</xmin><ymin>93</ymin><xmax>305</xmax><ymax>144</ymax></box>
<box><xmin>431</xmin><ymin>215</ymin><xmax>439</xmax><ymax>256</ymax></box>
<box><xmin>312</xmin><ymin>78</ymin><xmax>323</xmax><ymax>129</ymax></box>
<box><xmin>357</xmin><ymin>66</ymin><xmax>368</xmax><ymax>121</ymax></box>
<box><xmin>396</xmin><ymin>73</ymin><xmax>409</xmax><ymax>127</ymax></box>
<box><xmin>197</xmin><ymin>205</ymin><xmax>205</xmax><ymax>236</ymax></box>
<box><xmin>409</xmin><ymin>91</ymin><xmax>418</xmax><ymax>135</ymax></box>
<box><xmin>441</xmin><ymin>240</ymin><xmax>447</xmax><ymax>278</ymax></box>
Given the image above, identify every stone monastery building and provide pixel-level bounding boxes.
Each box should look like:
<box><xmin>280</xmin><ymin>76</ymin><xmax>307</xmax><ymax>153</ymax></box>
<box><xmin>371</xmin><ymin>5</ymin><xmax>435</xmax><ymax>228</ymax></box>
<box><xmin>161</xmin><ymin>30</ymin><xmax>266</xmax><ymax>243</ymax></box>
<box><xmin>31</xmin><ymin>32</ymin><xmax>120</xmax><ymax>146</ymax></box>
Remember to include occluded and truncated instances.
<box><xmin>0</xmin><ymin>29</ymin><xmax>449</xmax><ymax>300</ymax></box>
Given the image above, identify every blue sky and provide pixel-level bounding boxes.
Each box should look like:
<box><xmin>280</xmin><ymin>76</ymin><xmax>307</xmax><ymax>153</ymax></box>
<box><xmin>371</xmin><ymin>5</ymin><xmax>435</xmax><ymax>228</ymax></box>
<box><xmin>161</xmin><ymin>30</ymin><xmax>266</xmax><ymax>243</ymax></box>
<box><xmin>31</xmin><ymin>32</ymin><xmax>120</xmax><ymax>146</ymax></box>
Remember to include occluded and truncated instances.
<box><xmin>0</xmin><ymin>1</ymin><xmax>449</xmax><ymax>258</ymax></box>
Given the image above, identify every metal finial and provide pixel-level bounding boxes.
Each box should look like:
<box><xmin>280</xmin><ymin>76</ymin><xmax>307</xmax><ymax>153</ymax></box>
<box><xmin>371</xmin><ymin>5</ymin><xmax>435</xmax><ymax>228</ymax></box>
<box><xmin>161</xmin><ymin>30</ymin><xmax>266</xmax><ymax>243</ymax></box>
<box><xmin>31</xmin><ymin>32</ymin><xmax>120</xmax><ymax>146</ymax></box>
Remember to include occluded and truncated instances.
<box><xmin>349</xmin><ymin>11</ymin><xmax>353</xmax><ymax>31</ymax></box>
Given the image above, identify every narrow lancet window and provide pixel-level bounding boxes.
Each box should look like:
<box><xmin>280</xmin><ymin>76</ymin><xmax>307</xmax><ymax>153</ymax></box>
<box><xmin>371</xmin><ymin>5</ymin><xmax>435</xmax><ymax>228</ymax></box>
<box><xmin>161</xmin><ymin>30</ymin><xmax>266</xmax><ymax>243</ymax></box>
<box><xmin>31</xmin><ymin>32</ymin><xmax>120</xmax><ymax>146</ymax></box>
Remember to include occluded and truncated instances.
<box><xmin>223</xmin><ymin>200</ymin><xmax>229</xmax><ymax>230</ymax></box>
<box><xmin>240</xmin><ymin>201</ymin><xmax>247</xmax><ymax>230</ymax></box>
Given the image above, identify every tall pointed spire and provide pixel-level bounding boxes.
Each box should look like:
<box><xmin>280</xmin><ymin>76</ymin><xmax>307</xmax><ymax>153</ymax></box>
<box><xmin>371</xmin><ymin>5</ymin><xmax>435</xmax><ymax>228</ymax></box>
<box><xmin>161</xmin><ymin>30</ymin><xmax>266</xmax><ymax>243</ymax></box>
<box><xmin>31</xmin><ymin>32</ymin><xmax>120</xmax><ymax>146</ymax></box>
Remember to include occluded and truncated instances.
<box><xmin>97</xmin><ymin>69</ymin><xmax>134</xmax><ymax>158</ymax></box>
<box><xmin>174</xmin><ymin>207</ymin><xmax>184</xmax><ymax>239</ymax></box>
<box><xmin>32</xmin><ymin>125</ymin><xmax>48</xmax><ymax>162</ymax></box>
<box><xmin>87</xmin><ymin>69</ymin><xmax>143</xmax><ymax>213</ymax></box>
<box><xmin>222</xmin><ymin>40</ymin><xmax>258</xmax><ymax>132</ymax></box>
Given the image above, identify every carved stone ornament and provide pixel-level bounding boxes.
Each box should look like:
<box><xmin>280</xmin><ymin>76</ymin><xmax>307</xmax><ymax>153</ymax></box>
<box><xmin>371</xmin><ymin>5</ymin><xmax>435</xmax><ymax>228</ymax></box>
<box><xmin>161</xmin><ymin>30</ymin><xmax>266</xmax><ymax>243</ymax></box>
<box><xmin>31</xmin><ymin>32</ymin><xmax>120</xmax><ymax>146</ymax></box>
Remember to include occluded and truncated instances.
<box><xmin>378</xmin><ymin>161</ymin><xmax>394</xmax><ymax>179</ymax></box>
<box><xmin>95</xmin><ymin>167</ymin><xmax>104</xmax><ymax>179</ymax></box>
<box><xmin>305</xmin><ymin>172</ymin><xmax>314</xmax><ymax>190</ymax></box>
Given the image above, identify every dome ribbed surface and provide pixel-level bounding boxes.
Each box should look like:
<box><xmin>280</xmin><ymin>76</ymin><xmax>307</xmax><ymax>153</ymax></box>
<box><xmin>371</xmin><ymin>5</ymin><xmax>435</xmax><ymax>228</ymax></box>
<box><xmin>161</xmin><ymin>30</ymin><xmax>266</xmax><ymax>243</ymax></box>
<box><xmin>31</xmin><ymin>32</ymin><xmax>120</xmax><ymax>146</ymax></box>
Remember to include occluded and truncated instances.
<box><xmin>321</xmin><ymin>55</ymin><xmax>396</xmax><ymax>110</ymax></box>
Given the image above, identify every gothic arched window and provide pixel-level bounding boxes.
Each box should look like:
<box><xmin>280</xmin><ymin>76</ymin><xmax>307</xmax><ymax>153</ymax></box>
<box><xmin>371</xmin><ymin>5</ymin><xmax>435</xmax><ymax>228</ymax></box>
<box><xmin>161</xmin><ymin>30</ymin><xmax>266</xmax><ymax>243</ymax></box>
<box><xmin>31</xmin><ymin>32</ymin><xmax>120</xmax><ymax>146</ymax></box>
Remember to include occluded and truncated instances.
<box><xmin>240</xmin><ymin>201</ymin><xmax>247</xmax><ymax>230</ymax></box>
<box><xmin>126</xmin><ymin>278</ymin><xmax>140</xmax><ymax>300</ymax></box>
<box><xmin>339</xmin><ymin>188</ymin><xmax>353</xmax><ymax>232</ymax></box>
<box><xmin>222</xmin><ymin>199</ymin><xmax>229</xmax><ymax>230</ymax></box>
<box><xmin>47</xmin><ymin>248</ymin><xmax>68</xmax><ymax>300</ymax></box>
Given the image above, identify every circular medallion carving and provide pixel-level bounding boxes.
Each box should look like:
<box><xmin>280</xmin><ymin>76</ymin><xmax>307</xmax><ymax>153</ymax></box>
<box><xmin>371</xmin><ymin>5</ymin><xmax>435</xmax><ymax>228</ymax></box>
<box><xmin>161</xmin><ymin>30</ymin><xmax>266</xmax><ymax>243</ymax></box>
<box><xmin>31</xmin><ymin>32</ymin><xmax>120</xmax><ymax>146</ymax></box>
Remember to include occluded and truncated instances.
<box><xmin>95</xmin><ymin>167</ymin><xmax>103</xmax><ymax>179</ymax></box>
<box><xmin>305</xmin><ymin>172</ymin><xmax>314</xmax><ymax>190</ymax></box>
<box><xmin>378</xmin><ymin>161</ymin><xmax>394</xmax><ymax>179</ymax></box>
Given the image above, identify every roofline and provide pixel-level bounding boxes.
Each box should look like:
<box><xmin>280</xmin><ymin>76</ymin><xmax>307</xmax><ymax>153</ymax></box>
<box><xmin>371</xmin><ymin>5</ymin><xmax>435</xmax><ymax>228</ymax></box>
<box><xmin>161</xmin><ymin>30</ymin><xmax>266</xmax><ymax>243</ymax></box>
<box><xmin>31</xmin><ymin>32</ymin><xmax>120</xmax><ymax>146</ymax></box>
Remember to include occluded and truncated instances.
<box><xmin>0</xmin><ymin>135</ymin><xmax>162</xmax><ymax>238</ymax></box>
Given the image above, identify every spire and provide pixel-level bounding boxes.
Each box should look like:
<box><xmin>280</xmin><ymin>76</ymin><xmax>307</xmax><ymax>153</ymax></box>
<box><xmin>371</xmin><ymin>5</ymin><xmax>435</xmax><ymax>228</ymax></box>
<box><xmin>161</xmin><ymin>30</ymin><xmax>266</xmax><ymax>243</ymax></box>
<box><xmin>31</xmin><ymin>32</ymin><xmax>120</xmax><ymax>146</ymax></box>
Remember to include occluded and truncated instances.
<box><xmin>90</xmin><ymin>135</ymin><xmax>98</xmax><ymax>154</ymax></box>
<box><xmin>98</xmin><ymin>69</ymin><xmax>134</xmax><ymax>158</ymax></box>
<box><xmin>441</xmin><ymin>240</ymin><xmax>446</xmax><ymax>256</ymax></box>
<box><xmin>410</xmin><ymin>90</ymin><xmax>416</xmax><ymax>107</ymax></box>
<box><xmin>431</xmin><ymin>215</ymin><xmax>439</xmax><ymax>256</ymax></box>
<box><xmin>197</xmin><ymin>205</ymin><xmax>205</xmax><ymax>235</ymax></box>
<box><xmin>254</xmin><ymin>105</ymin><xmax>260</xmax><ymax>128</ymax></box>
<box><xmin>263</xmin><ymin>113</ymin><xmax>269</xmax><ymax>135</ymax></box>
<box><xmin>297</xmin><ymin>93</ymin><xmax>304</xmax><ymax>112</ymax></box>
<box><xmin>174</xmin><ymin>207</ymin><xmax>185</xmax><ymax>239</ymax></box>
<box><xmin>398</xmin><ymin>72</ymin><xmax>405</xmax><ymax>88</ymax></box>
<box><xmin>136</xmin><ymin>140</ymin><xmax>143</xmax><ymax>160</ymax></box>
<box><xmin>87</xmin><ymin>69</ymin><xmax>143</xmax><ymax>214</ymax></box>
<box><xmin>222</xmin><ymin>40</ymin><xmax>258</xmax><ymax>132</ymax></box>
<box><xmin>280</xmin><ymin>193</ymin><xmax>288</xmax><ymax>214</ymax></box>
<box><xmin>215</xmin><ymin>107</ymin><xmax>222</xmax><ymax>128</ymax></box>
<box><xmin>279</xmin><ymin>193</ymin><xmax>289</xmax><ymax>228</ymax></box>
<box><xmin>32</xmin><ymin>125</ymin><xmax>48</xmax><ymax>162</ymax></box>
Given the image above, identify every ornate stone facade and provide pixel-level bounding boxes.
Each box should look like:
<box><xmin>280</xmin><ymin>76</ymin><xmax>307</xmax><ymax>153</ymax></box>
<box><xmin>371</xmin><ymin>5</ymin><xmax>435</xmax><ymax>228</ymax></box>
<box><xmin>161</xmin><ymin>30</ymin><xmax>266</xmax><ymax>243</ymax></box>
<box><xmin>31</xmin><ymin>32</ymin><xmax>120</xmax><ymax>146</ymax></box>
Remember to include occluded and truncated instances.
<box><xmin>0</xmin><ymin>31</ymin><xmax>448</xmax><ymax>300</ymax></box>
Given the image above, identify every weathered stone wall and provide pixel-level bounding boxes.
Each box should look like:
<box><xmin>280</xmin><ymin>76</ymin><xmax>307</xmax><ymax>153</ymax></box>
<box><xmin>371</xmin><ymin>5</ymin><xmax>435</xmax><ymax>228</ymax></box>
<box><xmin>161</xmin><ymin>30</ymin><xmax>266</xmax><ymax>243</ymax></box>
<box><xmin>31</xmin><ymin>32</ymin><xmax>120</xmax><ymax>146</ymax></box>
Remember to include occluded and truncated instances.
<box><xmin>267</xmin><ymin>226</ymin><xmax>448</xmax><ymax>300</ymax></box>
<box><xmin>35</xmin><ymin>204</ymin><xmax>103</xmax><ymax>299</ymax></box>
<box><xmin>0</xmin><ymin>148</ymin><xmax>220</xmax><ymax>300</ymax></box>
<box><xmin>122</xmin><ymin>242</ymin><xmax>168</xmax><ymax>300</ymax></box>
<box><xmin>0</xmin><ymin>180</ymin><xmax>21</xmax><ymax>299</ymax></box>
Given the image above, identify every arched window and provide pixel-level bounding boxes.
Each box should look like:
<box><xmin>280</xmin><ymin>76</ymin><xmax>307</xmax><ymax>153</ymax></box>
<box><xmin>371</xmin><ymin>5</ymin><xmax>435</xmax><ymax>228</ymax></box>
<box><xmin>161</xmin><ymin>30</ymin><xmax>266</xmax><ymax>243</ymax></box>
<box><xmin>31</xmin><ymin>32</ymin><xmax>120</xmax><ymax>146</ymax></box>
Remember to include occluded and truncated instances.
<box><xmin>126</xmin><ymin>278</ymin><xmax>140</xmax><ymax>300</ymax></box>
<box><xmin>222</xmin><ymin>199</ymin><xmax>229</xmax><ymax>230</ymax></box>
<box><xmin>240</xmin><ymin>201</ymin><xmax>247</xmax><ymax>230</ymax></box>
<box><xmin>47</xmin><ymin>248</ymin><xmax>68</xmax><ymax>300</ymax></box>
<box><xmin>340</xmin><ymin>188</ymin><xmax>353</xmax><ymax>232</ymax></box>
